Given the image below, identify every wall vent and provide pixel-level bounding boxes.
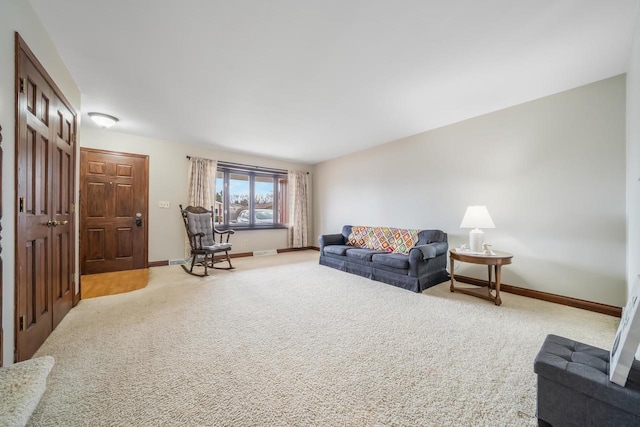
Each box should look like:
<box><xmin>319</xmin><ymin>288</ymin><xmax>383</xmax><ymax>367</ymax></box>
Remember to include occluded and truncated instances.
<box><xmin>169</xmin><ymin>259</ymin><xmax>188</xmax><ymax>265</ymax></box>
<box><xmin>253</xmin><ymin>249</ymin><xmax>278</xmax><ymax>257</ymax></box>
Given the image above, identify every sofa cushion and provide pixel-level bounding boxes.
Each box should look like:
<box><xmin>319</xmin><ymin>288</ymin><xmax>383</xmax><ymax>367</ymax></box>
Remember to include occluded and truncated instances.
<box><xmin>324</xmin><ymin>245</ymin><xmax>351</xmax><ymax>256</ymax></box>
<box><xmin>347</xmin><ymin>226</ymin><xmax>420</xmax><ymax>254</ymax></box>
<box><xmin>371</xmin><ymin>253</ymin><xmax>410</xmax><ymax>270</ymax></box>
<box><xmin>346</xmin><ymin>248</ymin><xmax>387</xmax><ymax>262</ymax></box>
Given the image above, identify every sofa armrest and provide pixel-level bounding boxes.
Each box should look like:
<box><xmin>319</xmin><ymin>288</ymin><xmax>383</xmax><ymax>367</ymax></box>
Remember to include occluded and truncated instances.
<box><xmin>318</xmin><ymin>233</ymin><xmax>346</xmax><ymax>253</ymax></box>
<box><xmin>410</xmin><ymin>242</ymin><xmax>448</xmax><ymax>260</ymax></box>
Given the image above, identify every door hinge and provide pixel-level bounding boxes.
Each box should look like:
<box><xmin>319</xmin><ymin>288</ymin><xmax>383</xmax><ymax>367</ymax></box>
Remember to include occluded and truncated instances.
<box><xmin>19</xmin><ymin>77</ymin><xmax>25</xmax><ymax>94</ymax></box>
<box><xmin>71</xmin><ymin>272</ymin><xmax>76</xmax><ymax>284</ymax></box>
<box><xmin>19</xmin><ymin>197</ymin><xmax>24</xmax><ymax>213</ymax></box>
<box><xmin>71</xmin><ymin>133</ymin><xmax>76</xmax><ymax>143</ymax></box>
<box><xmin>70</xmin><ymin>203</ymin><xmax>75</xmax><ymax>213</ymax></box>
<box><xmin>19</xmin><ymin>316</ymin><xmax>25</xmax><ymax>331</ymax></box>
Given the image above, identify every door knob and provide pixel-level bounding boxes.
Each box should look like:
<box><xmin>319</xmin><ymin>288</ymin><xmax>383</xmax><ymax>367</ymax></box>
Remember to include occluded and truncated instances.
<box><xmin>46</xmin><ymin>219</ymin><xmax>69</xmax><ymax>227</ymax></box>
<box><xmin>135</xmin><ymin>212</ymin><xmax>143</xmax><ymax>227</ymax></box>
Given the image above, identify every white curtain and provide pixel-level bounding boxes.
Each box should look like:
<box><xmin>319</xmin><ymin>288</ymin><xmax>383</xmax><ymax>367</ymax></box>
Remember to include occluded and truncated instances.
<box><xmin>188</xmin><ymin>157</ymin><xmax>217</xmax><ymax>208</ymax></box>
<box><xmin>288</xmin><ymin>171</ymin><xmax>310</xmax><ymax>248</ymax></box>
<box><xmin>185</xmin><ymin>157</ymin><xmax>217</xmax><ymax>257</ymax></box>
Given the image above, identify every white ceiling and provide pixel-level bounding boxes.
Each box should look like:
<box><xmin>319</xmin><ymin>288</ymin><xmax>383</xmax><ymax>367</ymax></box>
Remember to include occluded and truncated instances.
<box><xmin>29</xmin><ymin>0</ymin><xmax>639</xmax><ymax>164</ymax></box>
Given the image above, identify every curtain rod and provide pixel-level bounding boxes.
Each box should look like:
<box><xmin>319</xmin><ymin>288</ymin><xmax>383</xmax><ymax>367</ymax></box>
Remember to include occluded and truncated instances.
<box><xmin>186</xmin><ymin>156</ymin><xmax>308</xmax><ymax>174</ymax></box>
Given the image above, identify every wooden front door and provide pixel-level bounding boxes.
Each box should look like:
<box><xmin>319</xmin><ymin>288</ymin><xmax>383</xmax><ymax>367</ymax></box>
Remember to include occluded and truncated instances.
<box><xmin>15</xmin><ymin>34</ymin><xmax>77</xmax><ymax>361</ymax></box>
<box><xmin>80</xmin><ymin>149</ymin><xmax>148</xmax><ymax>275</ymax></box>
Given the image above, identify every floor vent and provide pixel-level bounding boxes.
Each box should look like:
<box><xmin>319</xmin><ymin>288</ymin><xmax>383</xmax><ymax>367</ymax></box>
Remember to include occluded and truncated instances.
<box><xmin>169</xmin><ymin>259</ymin><xmax>187</xmax><ymax>265</ymax></box>
<box><xmin>253</xmin><ymin>249</ymin><xmax>278</xmax><ymax>257</ymax></box>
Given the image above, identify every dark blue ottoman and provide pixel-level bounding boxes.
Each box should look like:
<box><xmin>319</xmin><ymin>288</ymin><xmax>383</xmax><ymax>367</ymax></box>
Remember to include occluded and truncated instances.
<box><xmin>534</xmin><ymin>334</ymin><xmax>640</xmax><ymax>426</ymax></box>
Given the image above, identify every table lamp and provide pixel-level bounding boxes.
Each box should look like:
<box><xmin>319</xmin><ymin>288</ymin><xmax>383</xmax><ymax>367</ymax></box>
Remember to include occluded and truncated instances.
<box><xmin>460</xmin><ymin>205</ymin><xmax>495</xmax><ymax>253</ymax></box>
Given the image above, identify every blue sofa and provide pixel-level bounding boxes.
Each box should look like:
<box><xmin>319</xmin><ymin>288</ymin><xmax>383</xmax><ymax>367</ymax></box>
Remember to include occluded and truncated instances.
<box><xmin>318</xmin><ymin>225</ymin><xmax>450</xmax><ymax>293</ymax></box>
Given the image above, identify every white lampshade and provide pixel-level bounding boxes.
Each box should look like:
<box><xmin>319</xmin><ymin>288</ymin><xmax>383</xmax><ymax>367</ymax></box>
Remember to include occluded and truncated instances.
<box><xmin>460</xmin><ymin>206</ymin><xmax>495</xmax><ymax>253</ymax></box>
<box><xmin>459</xmin><ymin>205</ymin><xmax>495</xmax><ymax>229</ymax></box>
<box><xmin>88</xmin><ymin>112</ymin><xmax>119</xmax><ymax>128</ymax></box>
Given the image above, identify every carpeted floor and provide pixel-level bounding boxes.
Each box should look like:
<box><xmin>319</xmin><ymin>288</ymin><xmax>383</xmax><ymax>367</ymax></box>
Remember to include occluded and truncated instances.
<box><xmin>29</xmin><ymin>251</ymin><xmax>618</xmax><ymax>426</ymax></box>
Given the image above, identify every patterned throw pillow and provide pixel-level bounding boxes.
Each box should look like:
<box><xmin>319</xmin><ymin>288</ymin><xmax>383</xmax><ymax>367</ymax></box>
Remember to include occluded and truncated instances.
<box><xmin>347</xmin><ymin>226</ymin><xmax>420</xmax><ymax>255</ymax></box>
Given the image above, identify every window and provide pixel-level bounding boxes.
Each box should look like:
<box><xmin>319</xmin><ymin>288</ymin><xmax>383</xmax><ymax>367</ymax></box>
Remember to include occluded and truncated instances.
<box><xmin>214</xmin><ymin>164</ymin><xmax>288</xmax><ymax>229</ymax></box>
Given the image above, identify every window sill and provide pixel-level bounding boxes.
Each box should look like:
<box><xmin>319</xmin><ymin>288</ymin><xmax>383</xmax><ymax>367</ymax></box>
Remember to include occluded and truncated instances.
<box><xmin>216</xmin><ymin>225</ymin><xmax>288</xmax><ymax>231</ymax></box>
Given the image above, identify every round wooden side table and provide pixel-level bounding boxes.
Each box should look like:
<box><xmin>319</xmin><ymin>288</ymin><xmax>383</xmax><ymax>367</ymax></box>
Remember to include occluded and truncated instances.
<box><xmin>449</xmin><ymin>248</ymin><xmax>513</xmax><ymax>306</ymax></box>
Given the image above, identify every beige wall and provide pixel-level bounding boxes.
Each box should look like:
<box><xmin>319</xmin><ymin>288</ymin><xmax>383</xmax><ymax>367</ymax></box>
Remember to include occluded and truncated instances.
<box><xmin>626</xmin><ymin>6</ymin><xmax>640</xmax><ymax>360</ymax></box>
<box><xmin>0</xmin><ymin>0</ymin><xmax>82</xmax><ymax>364</ymax></box>
<box><xmin>314</xmin><ymin>75</ymin><xmax>627</xmax><ymax>307</ymax></box>
<box><xmin>80</xmin><ymin>128</ymin><xmax>314</xmax><ymax>263</ymax></box>
<box><xmin>627</xmin><ymin>7</ymin><xmax>640</xmax><ymax>298</ymax></box>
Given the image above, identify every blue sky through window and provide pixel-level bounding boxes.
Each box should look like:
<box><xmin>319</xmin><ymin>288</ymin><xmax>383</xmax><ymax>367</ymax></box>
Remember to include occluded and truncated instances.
<box><xmin>216</xmin><ymin>178</ymin><xmax>273</xmax><ymax>196</ymax></box>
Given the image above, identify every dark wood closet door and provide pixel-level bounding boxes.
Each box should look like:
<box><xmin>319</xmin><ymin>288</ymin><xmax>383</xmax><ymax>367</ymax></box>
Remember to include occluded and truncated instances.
<box><xmin>15</xmin><ymin>34</ymin><xmax>77</xmax><ymax>361</ymax></box>
<box><xmin>16</xmin><ymin>49</ymin><xmax>55</xmax><ymax>361</ymax></box>
<box><xmin>80</xmin><ymin>149</ymin><xmax>148</xmax><ymax>275</ymax></box>
<box><xmin>51</xmin><ymin>95</ymin><xmax>75</xmax><ymax>328</ymax></box>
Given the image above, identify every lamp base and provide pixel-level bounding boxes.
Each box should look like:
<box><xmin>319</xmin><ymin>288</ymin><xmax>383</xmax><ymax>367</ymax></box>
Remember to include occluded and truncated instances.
<box><xmin>469</xmin><ymin>228</ymin><xmax>484</xmax><ymax>253</ymax></box>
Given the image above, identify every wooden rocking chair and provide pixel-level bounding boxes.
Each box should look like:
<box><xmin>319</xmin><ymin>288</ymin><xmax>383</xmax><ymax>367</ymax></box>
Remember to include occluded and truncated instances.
<box><xmin>180</xmin><ymin>204</ymin><xmax>235</xmax><ymax>276</ymax></box>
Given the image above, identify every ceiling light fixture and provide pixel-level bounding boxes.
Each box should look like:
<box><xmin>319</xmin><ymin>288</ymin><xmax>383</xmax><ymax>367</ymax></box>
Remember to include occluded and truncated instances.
<box><xmin>88</xmin><ymin>112</ymin><xmax>119</xmax><ymax>128</ymax></box>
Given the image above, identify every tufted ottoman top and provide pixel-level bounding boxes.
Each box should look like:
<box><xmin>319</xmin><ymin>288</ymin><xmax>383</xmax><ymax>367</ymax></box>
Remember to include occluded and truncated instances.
<box><xmin>534</xmin><ymin>334</ymin><xmax>640</xmax><ymax>416</ymax></box>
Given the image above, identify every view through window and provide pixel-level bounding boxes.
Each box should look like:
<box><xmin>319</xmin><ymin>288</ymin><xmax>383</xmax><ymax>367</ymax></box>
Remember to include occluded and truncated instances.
<box><xmin>215</xmin><ymin>165</ymin><xmax>287</xmax><ymax>228</ymax></box>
